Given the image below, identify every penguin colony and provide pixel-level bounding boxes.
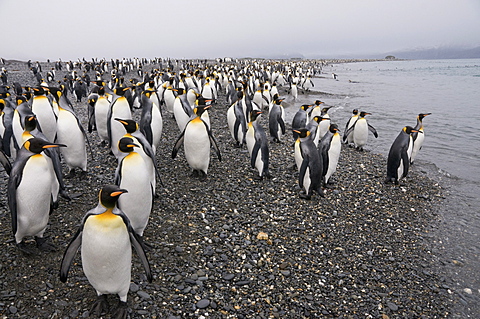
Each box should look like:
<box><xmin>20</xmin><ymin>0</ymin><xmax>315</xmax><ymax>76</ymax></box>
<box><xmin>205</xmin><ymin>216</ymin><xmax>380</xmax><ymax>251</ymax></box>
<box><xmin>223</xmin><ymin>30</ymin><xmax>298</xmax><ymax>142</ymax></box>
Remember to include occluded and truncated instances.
<box><xmin>0</xmin><ymin>57</ymin><xmax>431</xmax><ymax>316</ymax></box>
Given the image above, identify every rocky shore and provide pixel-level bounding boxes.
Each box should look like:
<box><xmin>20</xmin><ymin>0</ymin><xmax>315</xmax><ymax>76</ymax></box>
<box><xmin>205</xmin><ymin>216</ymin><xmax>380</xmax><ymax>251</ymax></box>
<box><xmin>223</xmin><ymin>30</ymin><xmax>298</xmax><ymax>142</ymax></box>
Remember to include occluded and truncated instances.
<box><xmin>0</xmin><ymin>60</ymin><xmax>453</xmax><ymax>318</ymax></box>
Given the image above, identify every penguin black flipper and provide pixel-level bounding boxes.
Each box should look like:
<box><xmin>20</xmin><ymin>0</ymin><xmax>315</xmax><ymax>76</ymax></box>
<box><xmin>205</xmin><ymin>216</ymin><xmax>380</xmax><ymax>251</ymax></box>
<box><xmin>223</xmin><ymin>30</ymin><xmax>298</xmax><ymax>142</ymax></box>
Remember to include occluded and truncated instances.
<box><xmin>400</xmin><ymin>147</ymin><xmax>410</xmax><ymax>180</ymax></box>
<box><xmin>368</xmin><ymin>124</ymin><xmax>378</xmax><ymax>138</ymax></box>
<box><xmin>59</xmin><ymin>225</ymin><xmax>84</xmax><ymax>282</ymax></box>
<box><xmin>298</xmin><ymin>156</ymin><xmax>309</xmax><ymax>189</ymax></box>
<box><xmin>0</xmin><ymin>148</ymin><xmax>11</xmax><ymax>175</ymax></box>
<box><xmin>121</xmin><ymin>214</ymin><xmax>153</xmax><ymax>283</ymax></box>
<box><xmin>206</xmin><ymin>123</ymin><xmax>222</xmax><ymax>162</ymax></box>
<box><xmin>106</xmin><ymin>99</ymin><xmax>118</xmax><ymax>147</ymax></box>
<box><xmin>344</xmin><ymin>119</ymin><xmax>358</xmax><ymax>141</ymax></box>
<box><xmin>251</xmin><ymin>142</ymin><xmax>261</xmax><ymax>169</ymax></box>
<box><xmin>7</xmin><ymin>154</ymin><xmax>27</xmax><ymax>236</ymax></box>
<box><xmin>279</xmin><ymin>117</ymin><xmax>286</xmax><ymax>135</ymax></box>
<box><xmin>172</xmin><ymin>131</ymin><xmax>185</xmax><ymax>159</ymax></box>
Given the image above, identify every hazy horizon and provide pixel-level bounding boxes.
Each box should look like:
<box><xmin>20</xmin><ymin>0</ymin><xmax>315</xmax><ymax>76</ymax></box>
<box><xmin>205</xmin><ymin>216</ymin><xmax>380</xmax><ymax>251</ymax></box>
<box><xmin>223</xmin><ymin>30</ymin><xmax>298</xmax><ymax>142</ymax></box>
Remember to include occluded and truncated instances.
<box><xmin>1</xmin><ymin>0</ymin><xmax>479</xmax><ymax>61</ymax></box>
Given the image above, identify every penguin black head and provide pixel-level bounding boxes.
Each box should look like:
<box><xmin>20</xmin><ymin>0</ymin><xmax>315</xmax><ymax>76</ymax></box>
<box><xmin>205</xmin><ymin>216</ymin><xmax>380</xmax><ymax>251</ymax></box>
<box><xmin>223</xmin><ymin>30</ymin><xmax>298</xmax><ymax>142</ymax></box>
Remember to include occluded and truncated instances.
<box><xmin>300</xmin><ymin>104</ymin><xmax>312</xmax><ymax>111</ymax></box>
<box><xmin>24</xmin><ymin>115</ymin><xmax>37</xmax><ymax>131</ymax></box>
<box><xmin>403</xmin><ymin>126</ymin><xmax>419</xmax><ymax>134</ymax></box>
<box><xmin>23</xmin><ymin>137</ymin><xmax>66</xmax><ymax>154</ymax></box>
<box><xmin>194</xmin><ymin>103</ymin><xmax>211</xmax><ymax>117</ymax></box>
<box><xmin>0</xmin><ymin>99</ymin><xmax>5</xmax><ymax>113</ymax></box>
<box><xmin>16</xmin><ymin>95</ymin><xmax>28</xmax><ymax>106</ymax></box>
<box><xmin>99</xmin><ymin>185</ymin><xmax>128</xmax><ymax>209</ymax></box>
<box><xmin>174</xmin><ymin>88</ymin><xmax>185</xmax><ymax>95</ymax></box>
<box><xmin>314</xmin><ymin>100</ymin><xmax>324</xmax><ymax>106</ymax></box>
<box><xmin>329</xmin><ymin>123</ymin><xmax>340</xmax><ymax>133</ymax></box>
<box><xmin>114</xmin><ymin>87</ymin><xmax>130</xmax><ymax>96</ymax></box>
<box><xmin>418</xmin><ymin>113</ymin><xmax>431</xmax><ymax>120</ymax></box>
<box><xmin>321</xmin><ymin>106</ymin><xmax>333</xmax><ymax>113</ymax></box>
<box><xmin>292</xmin><ymin>128</ymin><xmax>311</xmax><ymax>139</ymax></box>
<box><xmin>313</xmin><ymin>116</ymin><xmax>326</xmax><ymax>124</ymax></box>
<box><xmin>249</xmin><ymin>110</ymin><xmax>262</xmax><ymax>122</ymax></box>
<box><xmin>195</xmin><ymin>96</ymin><xmax>212</xmax><ymax>107</ymax></box>
<box><xmin>359</xmin><ymin>111</ymin><xmax>371</xmax><ymax>117</ymax></box>
<box><xmin>32</xmin><ymin>86</ymin><xmax>48</xmax><ymax>96</ymax></box>
<box><xmin>118</xmin><ymin>137</ymin><xmax>139</xmax><ymax>153</ymax></box>
<box><xmin>115</xmin><ymin>118</ymin><xmax>138</xmax><ymax>134</ymax></box>
<box><xmin>352</xmin><ymin>109</ymin><xmax>359</xmax><ymax>115</ymax></box>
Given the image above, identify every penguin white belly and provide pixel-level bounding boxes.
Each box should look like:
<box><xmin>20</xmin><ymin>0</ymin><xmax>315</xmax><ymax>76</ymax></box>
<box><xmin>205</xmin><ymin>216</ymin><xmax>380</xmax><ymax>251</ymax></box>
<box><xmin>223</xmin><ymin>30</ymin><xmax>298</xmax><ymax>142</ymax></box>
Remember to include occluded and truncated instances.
<box><xmin>151</xmin><ymin>103</ymin><xmax>163</xmax><ymax>152</ymax></box>
<box><xmin>354</xmin><ymin>121</ymin><xmax>368</xmax><ymax>148</ymax></box>
<box><xmin>302</xmin><ymin>166</ymin><xmax>312</xmax><ymax>194</ymax></box>
<box><xmin>56</xmin><ymin>110</ymin><xmax>87</xmax><ymax>171</ymax></box>
<box><xmin>110</xmin><ymin>99</ymin><xmax>132</xmax><ymax>157</ymax></box>
<box><xmin>95</xmin><ymin>98</ymin><xmax>110</xmax><ymax>142</ymax></box>
<box><xmin>82</xmin><ymin>216</ymin><xmax>132</xmax><ymax>301</ymax></box>
<box><xmin>174</xmin><ymin>100</ymin><xmax>190</xmax><ymax>132</ymax></box>
<box><xmin>291</xmin><ymin>84</ymin><xmax>298</xmax><ymax>100</ymax></box>
<box><xmin>318</xmin><ymin>118</ymin><xmax>330</xmax><ymax>140</ymax></box>
<box><xmin>254</xmin><ymin>149</ymin><xmax>265</xmax><ymax>176</ymax></box>
<box><xmin>184</xmin><ymin>120</ymin><xmax>210</xmax><ymax>173</ymax></box>
<box><xmin>118</xmin><ymin>154</ymin><xmax>152</xmax><ymax>236</ymax></box>
<box><xmin>397</xmin><ymin>157</ymin><xmax>405</xmax><ymax>180</ymax></box>
<box><xmin>325</xmin><ymin>134</ymin><xmax>341</xmax><ymax>183</ymax></box>
<box><xmin>346</xmin><ymin>116</ymin><xmax>358</xmax><ymax>144</ymax></box>
<box><xmin>164</xmin><ymin>92</ymin><xmax>176</xmax><ymax>114</ymax></box>
<box><xmin>32</xmin><ymin>96</ymin><xmax>57</xmax><ymax>142</ymax></box>
<box><xmin>246</xmin><ymin>126</ymin><xmax>255</xmax><ymax>156</ymax></box>
<box><xmin>411</xmin><ymin>130</ymin><xmax>424</xmax><ymax>162</ymax></box>
<box><xmin>294</xmin><ymin>140</ymin><xmax>303</xmax><ymax>171</ymax></box>
<box><xmin>15</xmin><ymin>155</ymin><xmax>53</xmax><ymax>242</ymax></box>
<box><xmin>12</xmin><ymin>111</ymin><xmax>24</xmax><ymax>153</ymax></box>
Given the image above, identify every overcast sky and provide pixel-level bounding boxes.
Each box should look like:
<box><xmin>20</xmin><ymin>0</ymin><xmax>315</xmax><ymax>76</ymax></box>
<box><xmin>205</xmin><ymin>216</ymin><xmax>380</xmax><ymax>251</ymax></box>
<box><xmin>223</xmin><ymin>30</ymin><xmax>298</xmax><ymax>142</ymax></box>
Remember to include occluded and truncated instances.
<box><xmin>1</xmin><ymin>0</ymin><xmax>479</xmax><ymax>61</ymax></box>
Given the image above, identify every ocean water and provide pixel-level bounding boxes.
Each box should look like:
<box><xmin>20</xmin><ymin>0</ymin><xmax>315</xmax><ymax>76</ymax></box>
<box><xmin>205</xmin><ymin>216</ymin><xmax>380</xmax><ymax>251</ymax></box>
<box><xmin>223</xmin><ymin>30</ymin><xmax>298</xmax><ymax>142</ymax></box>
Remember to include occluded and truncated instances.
<box><xmin>284</xmin><ymin>58</ymin><xmax>480</xmax><ymax>316</ymax></box>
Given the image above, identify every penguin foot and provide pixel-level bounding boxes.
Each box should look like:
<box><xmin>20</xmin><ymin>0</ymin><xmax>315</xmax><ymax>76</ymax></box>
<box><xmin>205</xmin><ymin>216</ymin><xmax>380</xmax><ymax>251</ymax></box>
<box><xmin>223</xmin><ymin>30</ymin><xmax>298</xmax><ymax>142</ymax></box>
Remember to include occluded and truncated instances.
<box><xmin>198</xmin><ymin>171</ymin><xmax>207</xmax><ymax>181</ymax></box>
<box><xmin>112</xmin><ymin>301</ymin><xmax>128</xmax><ymax>319</ymax></box>
<box><xmin>16</xmin><ymin>241</ymin><xmax>36</xmax><ymax>255</ymax></box>
<box><xmin>299</xmin><ymin>191</ymin><xmax>311</xmax><ymax>200</ymax></box>
<box><xmin>35</xmin><ymin>237</ymin><xmax>57</xmax><ymax>252</ymax></box>
<box><xmin>79</xmin><ymin>170</ymin><xmax>88</xmax><ymax>180</ymax></box>
<box><xmin>253</xmin><ymin>174</ymin><xmax>263</xmax><ymax>181</ymax></box>
<box><xmin>60</xmin><ymin>189</ymin><xmax>72</xmax><ymax>201</ymax></box>
<box><xmin>65</xmin><ymin>169</ymin><xmax>76</xmax><ymax>179</ymax></box>
<box><xmin>190</xmin><ymin>170</ymin><xmax>199</xmax><ymax>178</ymax></box>
<box><xmin>90</xmin><ymin>295</ymin><xmax>109</xmax><ymax>316</ymax></box>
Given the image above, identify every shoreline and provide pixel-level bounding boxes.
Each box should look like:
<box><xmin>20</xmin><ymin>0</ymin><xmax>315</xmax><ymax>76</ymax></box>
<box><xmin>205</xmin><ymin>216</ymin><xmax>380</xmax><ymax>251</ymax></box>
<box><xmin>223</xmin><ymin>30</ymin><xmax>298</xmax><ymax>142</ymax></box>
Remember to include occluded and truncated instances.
<box><xmin>0</xmin><ymin>59</ymin><xmax>453</xmax><ymax>318</ymax></box>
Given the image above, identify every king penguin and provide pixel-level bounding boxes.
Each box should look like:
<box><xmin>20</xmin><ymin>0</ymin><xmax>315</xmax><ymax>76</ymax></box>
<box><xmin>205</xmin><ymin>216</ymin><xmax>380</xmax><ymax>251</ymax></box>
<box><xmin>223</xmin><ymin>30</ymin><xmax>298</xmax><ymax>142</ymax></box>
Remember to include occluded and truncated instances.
<box><xmin>410</xmin><ymin>113</ymin><xmax>431</xmax><ymax>164</ymax></box>
<box><xmin>292</xmin><ymin>104</ymin><xmax>312</xmax><ymax>141</ymax></box>
<box><xmin>114</xmin><ymin>137</ymin><xmax>154</xmax><ymax>237</ymax></box>
<box><xmin>172</xmin><ymin>103</ymin><xmax>221</xmax><ymax>179</ymax></box>
<box><xmin>385</xmin><ymin>126</ymin><xmax>419</xmax><ymax>184</ymax></box>
<box><xmin>140</xmin><ymin>90</ymin><xmax>163</xmax><ymax>154</ymax></box>
<box><xmin>319</xmin><ymin>123</ymin><xmax>341</xmax><ymax>186</ymax></box>
<box><xmin>107</xmin><ymin>87</ymin><xmax>132</xmax><ymax>158</ymax></box>
<box><xmin>292</xmin><ymin>128</ymin><xmax>324</xmax><ymax>199</ymax></box>
<box><xmin>8</xmin><ymin>137</ymin><xmax>66</xmax><ymax>254</ymax></box>
<box><xmin>268</xmin><ymin>96</ymin><xmax>286</xmax><ymax>143</ymax></box>
<box><xmin>343</xmin><ymin>109</ymin><xmax>359</xmax><ymax>145</ymax></box>
<box><xmin>92</xmin><ymin>86</ymin><xmax>111</xmax><ymax>146</ymax></box>
<box><xmin>344</xmin><ymin>111</ymin><xmax>378</xmax><ymax>151</ymax></box>
<box><xmin>60</xmin><ymin>185</ymin><xmax>152</xmax><ymax>318</ymax></box>
<box><xmin>173</xmin><ymin>87</ymin><xmax>194</xmax><ymax>132</ymax></box>
<box><xmin>31</xmin><ymin>86</ymin><xmax>57</xmax><ymax>142</ymax></box>
<box><xmin>246</xmin><ymin>110</ymin><xmax>270</xmax><ymax>180</ymax></box>
<box><xmin>227</xmin><ymin>90</ymin><xmax>247</xmax><ymax>147</ymax></box>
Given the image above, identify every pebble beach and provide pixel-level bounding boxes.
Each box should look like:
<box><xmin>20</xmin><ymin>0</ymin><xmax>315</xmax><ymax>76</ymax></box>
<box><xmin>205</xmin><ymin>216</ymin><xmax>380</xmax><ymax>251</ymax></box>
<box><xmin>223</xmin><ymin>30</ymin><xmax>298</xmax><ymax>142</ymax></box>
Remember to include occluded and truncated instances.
<box><xmin>0</xmin><ymin>59</ymin><xmax>456</xmax><ymax>318</ymax></box>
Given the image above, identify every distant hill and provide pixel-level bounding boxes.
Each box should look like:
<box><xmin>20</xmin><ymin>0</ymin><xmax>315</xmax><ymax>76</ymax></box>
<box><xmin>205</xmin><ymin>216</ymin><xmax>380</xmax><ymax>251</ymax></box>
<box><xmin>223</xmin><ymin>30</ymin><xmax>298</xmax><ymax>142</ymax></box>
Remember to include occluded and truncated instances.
<box><xmin>384</xmin><ymin>46</ymin><xmax>480</xmax><ymax>60</ymax></box>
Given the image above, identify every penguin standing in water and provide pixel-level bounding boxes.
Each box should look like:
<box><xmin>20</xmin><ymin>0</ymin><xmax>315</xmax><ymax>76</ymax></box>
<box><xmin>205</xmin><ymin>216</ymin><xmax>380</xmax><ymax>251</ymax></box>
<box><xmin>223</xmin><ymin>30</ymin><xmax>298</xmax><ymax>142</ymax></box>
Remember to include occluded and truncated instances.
<box><xmin>246</xmin><ymin>110</ymin><xmax>270</xmax><ymax>180</ymax></box>
<box><xmin>345</xmin><ymin>111</ymin><xmax>378</xmax><ymax>151</ymax></box>
<box><xmin>292</xmin><ymin>104</ymin><xmax>312</xmax><ymax>141</ymax></box>
<box><xmin>343</xmin><ymin>109</ymin><xmax>359</xmax><ymax>145</ymax></box>
<box><xmin>172</xmin><ymin>103</ymin><xmax>221</xmax><ymax>180</ymax></box>
<box><xmin>410</xmin><ymin>113</ymin><xmax>431</xmax><ymax>164</ymax></box>
<box><xmin>268</xmin><ymin>96</ymin><xmax>286</xmax><ymax>143</ymax></box>
<box><xmin>115</xmin><ymin>137</ymin><xmax>154</xmax><ymax>237</ymax></box>
<box><xmin>293</xmin><ymin>128</ymin><xmax>324</xmax><ymax>199</ymax></box>
<box><xmin>385</xmin><ymin>126</ymin><xmax>419</xmax><ymax>184</ymax></box>
<box><xmin>8</xmin><ymin>138</ymin><xmax>66</xmax><ymax>254</ymax></box>
<box><xmin>319</xmin><ymin>123</ymin><xmax>341</xmax><ymax>186</ymax></box>
<box><xmin>60</xmin><ymin>185</ymin><xmax>152</xmax><ymax>318</ymax></box>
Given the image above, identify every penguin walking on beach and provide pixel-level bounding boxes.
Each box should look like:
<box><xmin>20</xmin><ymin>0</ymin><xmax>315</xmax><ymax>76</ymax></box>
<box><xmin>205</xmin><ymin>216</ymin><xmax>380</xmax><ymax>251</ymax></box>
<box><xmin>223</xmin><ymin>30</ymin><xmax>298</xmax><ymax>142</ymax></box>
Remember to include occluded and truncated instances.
<box><xmin>140</xmin><ymin>90</ymin><xmax>163</xmax><ymax>153</ymax></box>
<box><xmin>50</xmin><ymin>88</ymin><xmax>89</xmax><ymax>178</ymax></box>
<box><xmin>410</xmin><ymin>113</ymin><xmax>431</xmax><ymax>164</ymax></box>
<box><xmin>173</xmin><ymin>88</ymin><xmax>194</xmax><ymax>132</ymax></box>
<box><xmin>115</xmin><ymin>137</ymin><xmax>154</xmax><ymax>237</ymax></box>
<box><xmin>246</xmin><ymin>110</ymin><xmax>270</xmax><ymax>180</ymax></box>
<box><xmin>227</xmin><ymin>91</ymin><xmax>247</xmax><ymax>147</ymax></box>
<box><xmin>268</xmin><ymin>96</ymin><xmax>286</xmax><ymax>143</ymax></box>
<box><xmin>107</xmin><ymin>87</ymin><xmax>132</xmax><ymax>158</ymax></box>
<box><xmin>344</xmin><ymin>111</ymin><xmax>378</xmax><ymax>151</ymax></box>
<box><xmin>60</xmin><ymin>185</ymin><xmax>152</xmax><ymax>318</ymax></box>
<box><xmin>315</xmin><ymin>105</ymin><xmax>334</xmax><ymax>142</ymax></box>
<box><xmin>172</xmin><ymin>103</ymin><xmax>221</xmax><ymax>179</ymax></box>
<box><xmin>91</xmin><ymin>86</ymin><xmax>111</xmax><ymax>146</ymax></box>
<box><xmin>31</xmin><ymin>87</ymin><xmax>57</xmax><ymax>142</ymax></box>
<box><xmin>319</xmin><ymin>123</ymin><xmax>341</xmax><ymax>186</ymax></box>
<box><xmin>292</xmin><ymin>104</ymin><xmax>312</xmax><ymax>142</ymax></box>
<box><xmin>385</xmin><ymin>126</ymin><xmax>419</xmax><ymax>184</ymax></box>
<box><xmin>293</xmin><ymin>128</ymin><xmax>324</xmax><ymax>199</ymax></box>
<box><xmin>343</xmin><ymin>109</ymin><xmax>359</xmax><ymax>145</ymax></box>
<box><xmin>8</xmin><ymin>138</ymin><xmax>66</xmax><ymax>254</ymax></box>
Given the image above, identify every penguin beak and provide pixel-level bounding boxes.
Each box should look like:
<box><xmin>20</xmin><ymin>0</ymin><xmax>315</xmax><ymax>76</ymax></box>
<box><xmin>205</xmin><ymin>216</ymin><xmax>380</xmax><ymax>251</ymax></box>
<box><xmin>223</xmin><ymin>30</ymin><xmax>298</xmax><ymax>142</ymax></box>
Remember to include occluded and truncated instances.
<box><xmin>127</xmin><ymin>143</ymin><xmax>140</xmax><ymax>148</ymax></box>
<box><xmin>292</xmin><ymin>129</ymin><xmax>301</xmax><ymax>134</ymax></box>
<box><xmin>111</xmin><ymin>189</ymin><xmax>128</xmax><ymax>197</ymax></box>
<box><xmin>114</xmin><ymin>118</ymin><xmax>128</xmax><ymax>125</ymax></box>
<box><xmin>42</xmin><ymin>143</ymin><xmax>67</xmax><ymax>149</ymax></box>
